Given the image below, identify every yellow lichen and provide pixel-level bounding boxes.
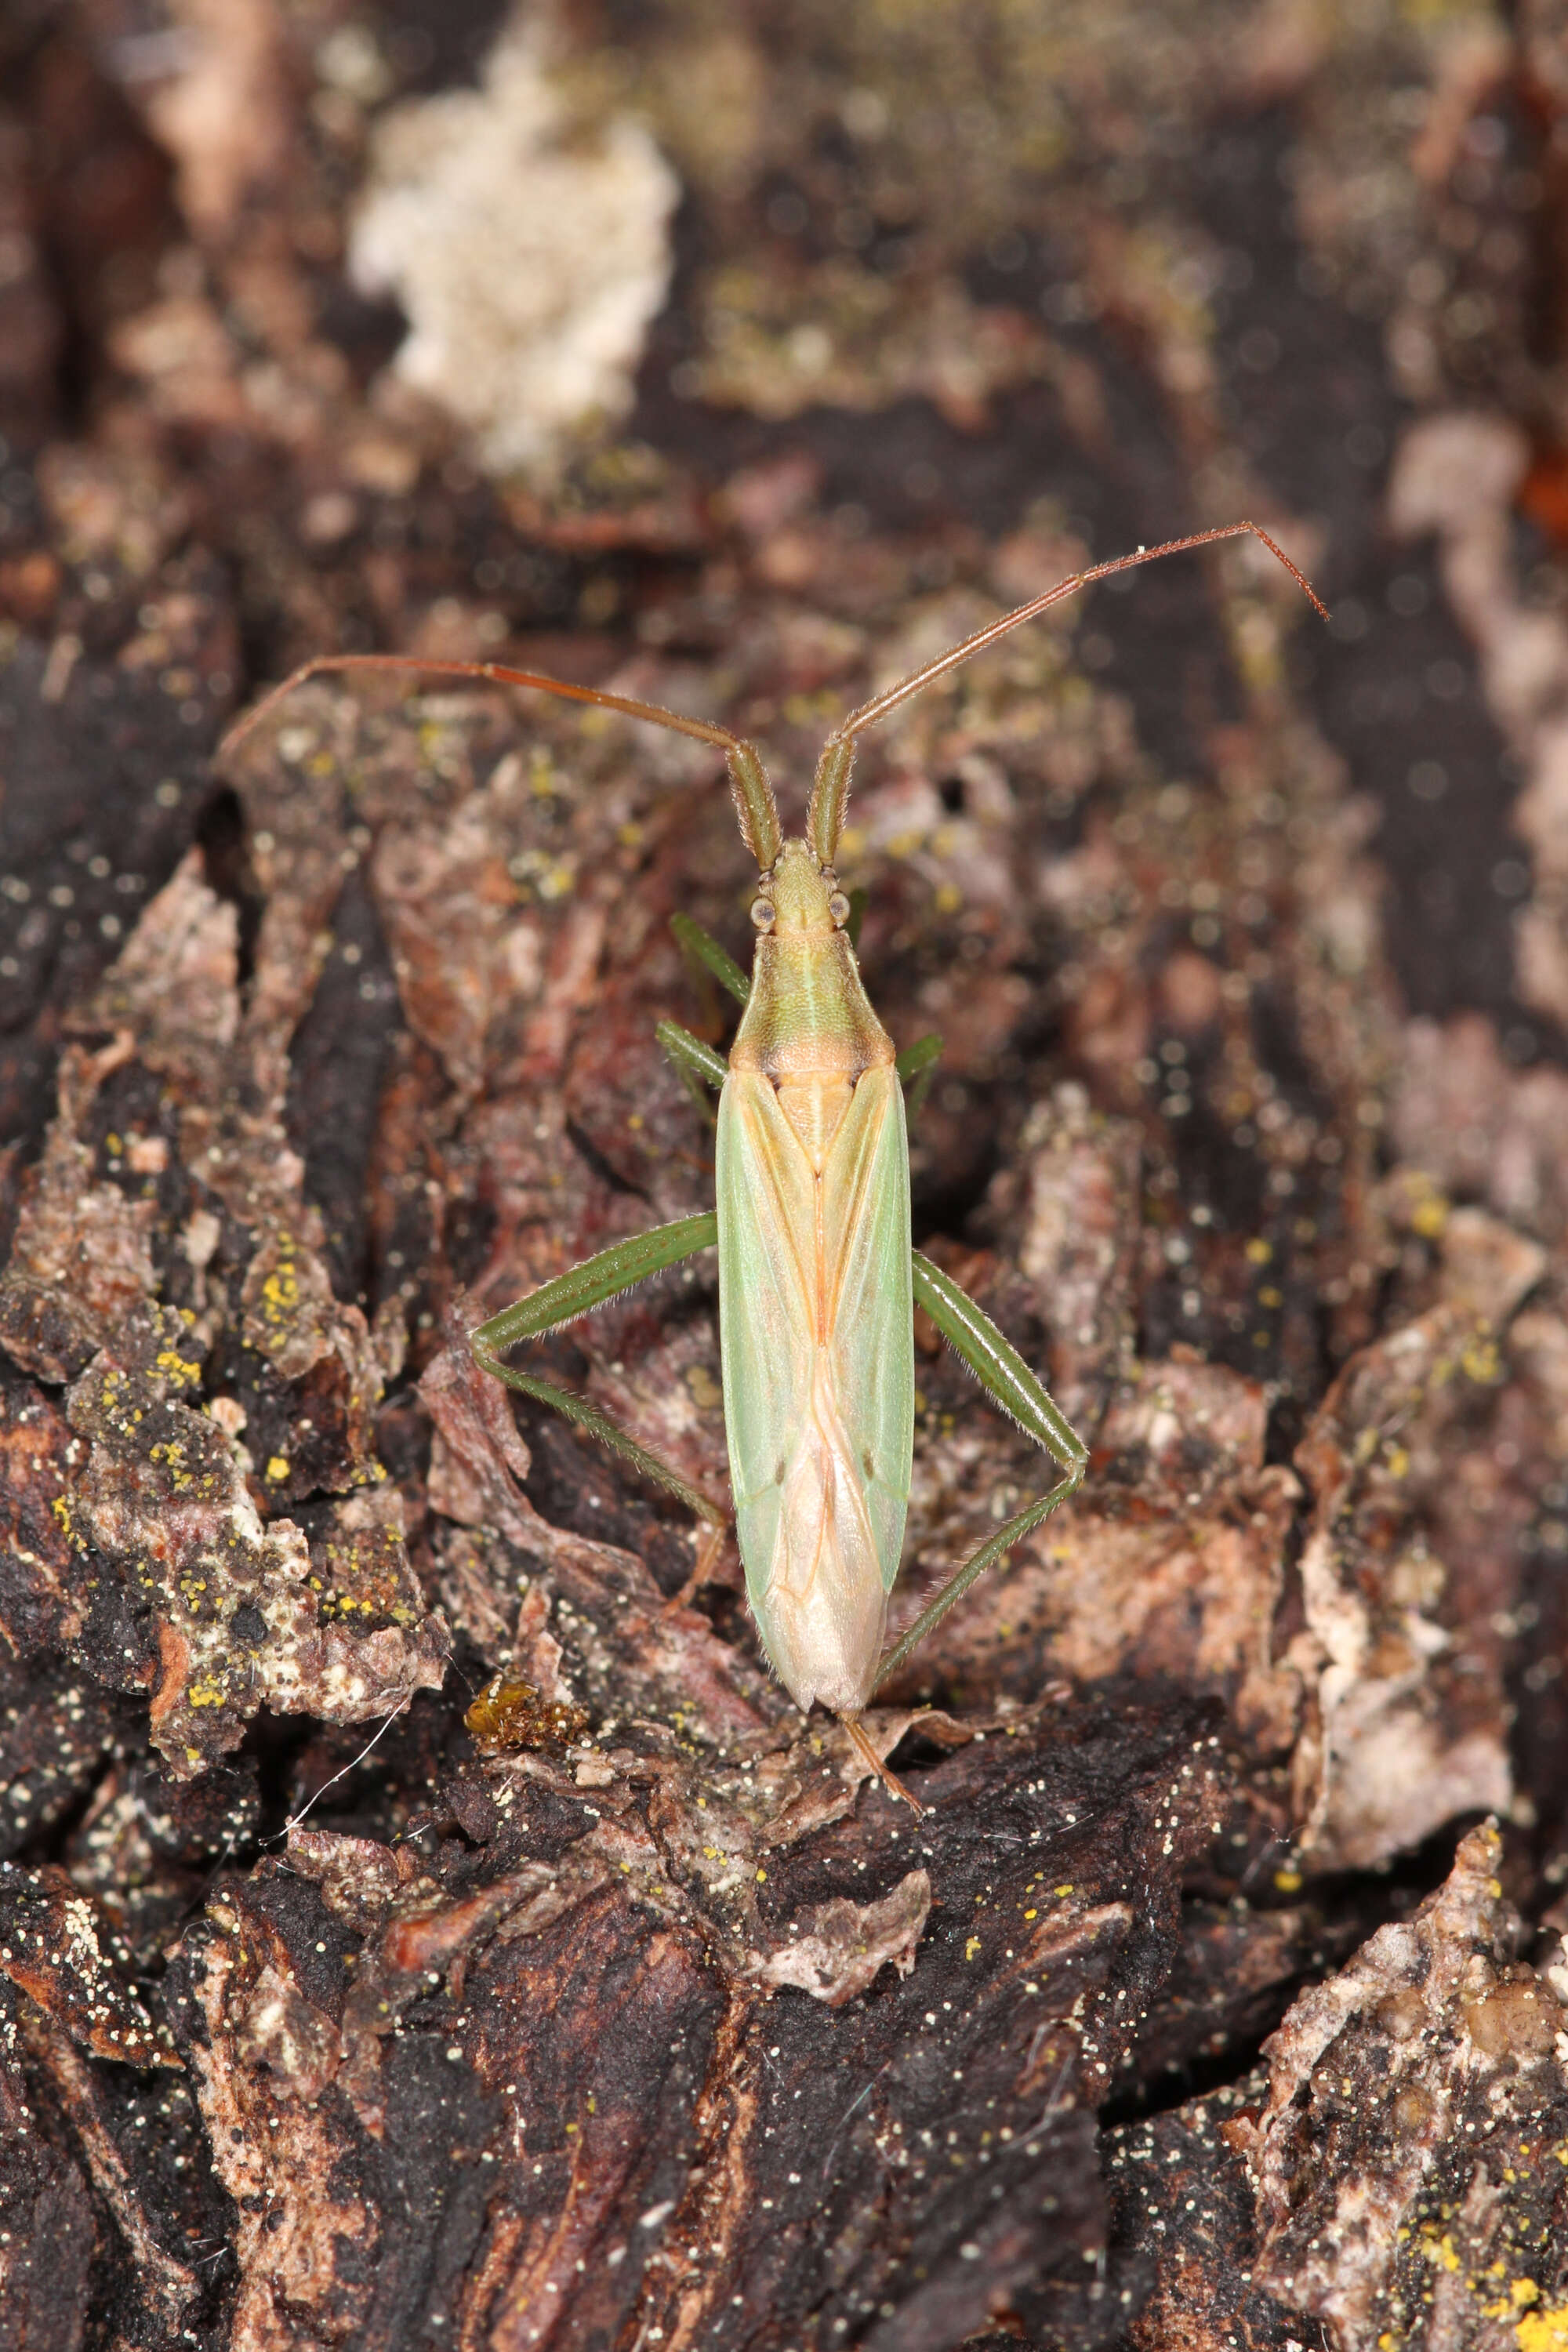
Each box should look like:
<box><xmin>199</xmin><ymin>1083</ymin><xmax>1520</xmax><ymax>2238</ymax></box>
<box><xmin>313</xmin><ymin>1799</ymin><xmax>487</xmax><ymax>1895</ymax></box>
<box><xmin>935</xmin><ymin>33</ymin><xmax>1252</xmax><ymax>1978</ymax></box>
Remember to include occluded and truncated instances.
<box><xmin>262</xmin><ymin>1264</ymin><xmax>299</xmax><ymax>1319</ymax></box>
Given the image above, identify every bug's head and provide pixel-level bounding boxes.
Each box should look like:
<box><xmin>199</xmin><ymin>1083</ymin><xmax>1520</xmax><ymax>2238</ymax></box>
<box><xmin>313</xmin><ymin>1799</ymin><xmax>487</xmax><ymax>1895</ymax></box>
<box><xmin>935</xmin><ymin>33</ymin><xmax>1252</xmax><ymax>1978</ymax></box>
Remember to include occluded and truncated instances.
<box><xmin>752</xmin><ymin>837</ymin><xmax>850</xmax><ymax>939</ymax></box>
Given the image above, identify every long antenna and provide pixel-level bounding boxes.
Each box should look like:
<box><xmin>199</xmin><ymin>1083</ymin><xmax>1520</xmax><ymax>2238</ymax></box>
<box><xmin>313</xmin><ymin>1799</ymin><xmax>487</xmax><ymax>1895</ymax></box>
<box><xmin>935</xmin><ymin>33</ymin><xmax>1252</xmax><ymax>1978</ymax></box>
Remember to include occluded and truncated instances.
<box><xmin>806</xmin><ymin>521</ymin><xmax>1327</xmax><ymax>863</ymax></box>
<box><xmin>838</xmin><ymin>520</ymin><xmax>1326</xmax><ymax>741</ymax></box>
<box><xmin>217</xmin><ymin>651</ymin><xmax>784</xmax><ymax>871</ymax></box>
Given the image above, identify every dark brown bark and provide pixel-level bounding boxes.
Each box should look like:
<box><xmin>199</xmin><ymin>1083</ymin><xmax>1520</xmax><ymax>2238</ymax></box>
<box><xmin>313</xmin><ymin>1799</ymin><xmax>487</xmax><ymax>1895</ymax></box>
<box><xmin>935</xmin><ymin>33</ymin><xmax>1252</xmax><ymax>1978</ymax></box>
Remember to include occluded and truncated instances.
<box><xmin>2</xmin><ymin>5</ymin><xmax>1567</xmax><ymax>2348</ymax></box>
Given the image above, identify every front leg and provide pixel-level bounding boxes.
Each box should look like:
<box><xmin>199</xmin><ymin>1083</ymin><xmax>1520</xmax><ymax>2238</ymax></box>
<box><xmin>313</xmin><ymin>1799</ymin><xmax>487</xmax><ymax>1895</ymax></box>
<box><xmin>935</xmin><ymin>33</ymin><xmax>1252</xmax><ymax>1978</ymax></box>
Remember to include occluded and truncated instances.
<box><xmin>895</xmin><ymin>1030</ymin><xmax>942</xmax><ymax>1126</ymax></box>
<box><xmin>656</xmin><ymin>1018</ymin><xmax>728</xmax><ymax>1126</ymax></box>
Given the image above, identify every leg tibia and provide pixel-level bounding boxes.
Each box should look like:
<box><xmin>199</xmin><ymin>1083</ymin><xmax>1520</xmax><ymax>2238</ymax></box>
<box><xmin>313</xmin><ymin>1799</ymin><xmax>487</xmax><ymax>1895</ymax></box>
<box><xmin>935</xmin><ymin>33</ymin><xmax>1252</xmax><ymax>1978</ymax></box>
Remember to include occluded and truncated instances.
<box><xmin>895</xmin><ymin>1031</ymin><xmax>942</xmax><ymax>1126</ymax></box>
<box><xmin>875</xmin><ymin>1249</ymin><xmax>1088</xmax><ymax>1691</ymax></box>
<box><xmin>670</xmin><ymin>912</ymin><xmax>750</xmax><ymax>1007</ymax></box>
<box><xmin>471</xmin><ymin>1211</ymin><xmax>724</xmax><ymax>1534</ymax></box>
<box><xmin>657</xmin><ymin>1019</ymin><xmax>728</xmax><ymax>1094</ymax></box>
<box><xmin>874</xmin><ymin>1460</ymin><xmax>1084</xmax><ymax>1691</ymax></box>
<box><xmin>474</xmin><ymin>1214</ymin><xmax>716</xmax><ymax>1354</ymax></box>
<box><xmin>472</xmin><ymin>1353</ymin><xmax>725</xmax><ymax>1529</ymax></box>
<box><xmin>910</xmin><ymin>1250</ymin><xmax>1085</xmax><ymax>1468</ymax></box>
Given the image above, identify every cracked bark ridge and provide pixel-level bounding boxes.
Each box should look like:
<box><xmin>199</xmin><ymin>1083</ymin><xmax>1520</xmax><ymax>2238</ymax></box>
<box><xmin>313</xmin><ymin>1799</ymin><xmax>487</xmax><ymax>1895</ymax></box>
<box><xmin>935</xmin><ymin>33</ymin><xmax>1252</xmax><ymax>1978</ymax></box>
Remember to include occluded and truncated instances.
<box><xmin>1232</xmin><ymin>1824</ymin><xmax>1568</xmax><ymax>2351</ymax></box>
<box><xmin>1105</xmin><ymin>2076</ymin><xmax>1311</xmax><ymax>2352</ymax></box>
<box><xmin>0</xmin><ymin>1860</ymin><xmax>176</xmax><ymax>2067</ymax></box>
<box><xmin>1107</xmin><ymin>1831</ymin><xmax>1568</xmax><ymax>2352</ymax></box>
<box><xmin>0</xmin><ymin>834</ymin><xmax>452</xmax><ymax>1778</ymax></box>
<box><xmin>62</xmin><ymin>1323</ymin><xmax>445</xmax><ymax>1777</ymax></box>
<box><xmin>160</xmin><ymin>1700</ymin><xmax>1239</xmax><ymax>2351</ymax></box>
<box><xmin>0</xmin><ymin>1359</ymin><xmax>124</xmax><ymax>1861</ymax></box>
<box><xmin>1289</xmin><ymin>1207</ymin><xmax>1545</xmax><ymax>1869</ymax></box>
<box><xmin>0</xmin><ymin>1969</ymin><xmax>227</xmax><ymax>2348</ymax></box>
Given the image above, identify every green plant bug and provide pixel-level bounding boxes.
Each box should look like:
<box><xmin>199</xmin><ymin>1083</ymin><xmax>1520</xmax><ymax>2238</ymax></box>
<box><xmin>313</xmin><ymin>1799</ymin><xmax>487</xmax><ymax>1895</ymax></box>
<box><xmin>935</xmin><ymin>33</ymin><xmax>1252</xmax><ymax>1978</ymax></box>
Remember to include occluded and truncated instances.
<box><xmin>223</xmin><ymin>522</ymin><xmax>1325</xmax><ymax>1809</ymax></box>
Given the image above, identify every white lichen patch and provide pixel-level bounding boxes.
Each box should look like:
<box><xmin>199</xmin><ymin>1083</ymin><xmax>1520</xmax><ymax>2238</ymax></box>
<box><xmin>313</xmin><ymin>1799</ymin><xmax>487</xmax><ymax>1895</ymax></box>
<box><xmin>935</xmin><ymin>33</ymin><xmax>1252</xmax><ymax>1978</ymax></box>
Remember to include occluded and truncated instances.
<box><xmin>350</xmin><ymin>29</ymin><xmax>678</xmax><ymax>481</ymax></box>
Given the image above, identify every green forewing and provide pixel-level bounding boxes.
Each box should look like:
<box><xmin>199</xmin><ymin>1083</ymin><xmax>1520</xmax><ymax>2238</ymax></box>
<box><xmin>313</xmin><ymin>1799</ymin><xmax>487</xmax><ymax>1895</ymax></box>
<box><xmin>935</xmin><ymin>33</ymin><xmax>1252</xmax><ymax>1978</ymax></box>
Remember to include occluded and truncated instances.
<box><xmin>715</xmin><ymin>1065</ymin><xmax>914</xmax><ymax>1714</ymax></box>
<box><xmin>815</xmin><ymin>1068</ymin><xmax>915</xmax><ymax>1592</ymax></box>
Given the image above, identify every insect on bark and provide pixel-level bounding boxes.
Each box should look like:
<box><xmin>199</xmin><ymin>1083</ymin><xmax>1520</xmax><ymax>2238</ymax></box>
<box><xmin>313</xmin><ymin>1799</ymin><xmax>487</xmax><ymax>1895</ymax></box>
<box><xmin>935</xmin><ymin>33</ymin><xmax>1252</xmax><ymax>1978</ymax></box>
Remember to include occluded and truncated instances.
<box><xmin>223</xmin><ymin>523</ymin><xmax>1325</xmax><ymax>1809</ymax></box>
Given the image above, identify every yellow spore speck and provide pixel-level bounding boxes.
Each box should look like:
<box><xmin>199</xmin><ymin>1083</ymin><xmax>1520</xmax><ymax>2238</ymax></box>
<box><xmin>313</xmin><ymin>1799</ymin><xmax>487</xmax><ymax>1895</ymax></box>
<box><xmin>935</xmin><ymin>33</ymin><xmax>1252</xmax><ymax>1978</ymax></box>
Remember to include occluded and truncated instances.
<box><xmin>266</xmin><ymin>1457</ymin><xmax>290</xmax><ymax>1483</ymax></box>
<box><xmin>263</xmin><ymin>1265</ymin><xmax>299</xmax><ymax>1318</ymax></box>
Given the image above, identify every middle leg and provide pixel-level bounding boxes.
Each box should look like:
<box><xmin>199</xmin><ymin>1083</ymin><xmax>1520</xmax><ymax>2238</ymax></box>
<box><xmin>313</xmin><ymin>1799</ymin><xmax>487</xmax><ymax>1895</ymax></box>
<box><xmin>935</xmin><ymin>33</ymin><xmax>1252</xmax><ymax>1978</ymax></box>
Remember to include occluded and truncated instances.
<box><xmin>471</xmin><ymin>1213</ymin><xmax>726</xmax><ymax>1584</ymax></box>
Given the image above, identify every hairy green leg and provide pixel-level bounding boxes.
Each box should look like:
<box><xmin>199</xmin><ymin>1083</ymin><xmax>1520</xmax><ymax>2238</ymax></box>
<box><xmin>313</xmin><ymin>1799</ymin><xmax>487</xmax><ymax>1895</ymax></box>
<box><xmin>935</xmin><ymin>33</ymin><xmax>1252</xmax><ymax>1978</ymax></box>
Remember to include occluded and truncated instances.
<box><xmin>656</xmin><ymin>1018</ymin><xmax>728</xmax><ymax>1120</ymax></box>
<box><xmin>894</xmin><ymin>1029</ymin><xmax>942</xmax><ymax>1124</ymax></box>
<box><xmin>670</xmin><ymin>911</ymin><xmax>749</xmax><ymax>1006</ymax></box>
<box><xmin>471</xmin><ymin>1214</ymin><xmax>722</xmax><ymax>1542</ymax></box>
<box><xmin>874</xmin><ymin>1250</ymin><xmax>1087</xmax><ymax>1690</ymax></box>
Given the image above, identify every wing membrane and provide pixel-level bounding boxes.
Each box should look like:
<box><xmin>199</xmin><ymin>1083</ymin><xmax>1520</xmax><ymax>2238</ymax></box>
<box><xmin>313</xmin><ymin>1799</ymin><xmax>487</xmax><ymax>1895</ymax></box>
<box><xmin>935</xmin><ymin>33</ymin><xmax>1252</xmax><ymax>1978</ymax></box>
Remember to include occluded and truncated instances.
<box><xmin>716</xmin><ymin>1071</ymin><xmax>815</xmax><ymax>1602</ymax></box>
<box><xmin>818</xmin><ymin>1064</ymin><xmax>914</xmax><ymax>1594</ymax></box>
<box><xmin>716</xmin><ymin>1066</ymin><xmax>913</xmax><ymax>1714</ymax></box>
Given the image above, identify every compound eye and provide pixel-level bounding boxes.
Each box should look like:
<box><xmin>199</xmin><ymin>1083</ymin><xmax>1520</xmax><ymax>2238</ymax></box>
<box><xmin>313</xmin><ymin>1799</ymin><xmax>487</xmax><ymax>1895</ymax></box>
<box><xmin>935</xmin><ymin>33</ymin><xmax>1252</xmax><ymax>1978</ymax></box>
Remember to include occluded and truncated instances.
<box><xmin>828</xmin><ymin>891</ymin><xmax>850</xmax><ymax>927</ymax></box>
<box><xmin>750</xmin><ymin>897</ymin><xmax>776</xmax><ymax>931</ymax></box>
